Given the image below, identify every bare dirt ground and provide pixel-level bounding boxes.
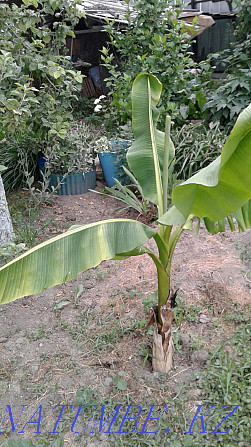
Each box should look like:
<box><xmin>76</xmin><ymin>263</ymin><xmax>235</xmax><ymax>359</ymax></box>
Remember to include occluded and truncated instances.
<box><xmin>0</xmin><ymin>186</ymin><xmax>250</xmax><ymax>446</ymax></box>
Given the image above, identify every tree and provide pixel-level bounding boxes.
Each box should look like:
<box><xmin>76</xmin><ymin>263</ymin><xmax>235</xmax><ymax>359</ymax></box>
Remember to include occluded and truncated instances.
<box><xmin>0</xmin><ymin>167</ymin><xmax>14</xmax><ymax>247</ymax></box>
<box><xmin>0</xmin><ymin>0</ymin><xmax>85</xmax><ymax>242</ymax></box>
<box><xmin>101</xmin><ymin>0</ymin><xmax>210</xmax><ymax>128</ymax></box>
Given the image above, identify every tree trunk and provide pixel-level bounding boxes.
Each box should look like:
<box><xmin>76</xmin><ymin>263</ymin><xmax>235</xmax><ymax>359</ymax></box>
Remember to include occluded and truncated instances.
<box><xmin>0</xmin><ymin>174</ymin><xmax>14</xmax><ymax>246</ymax></box>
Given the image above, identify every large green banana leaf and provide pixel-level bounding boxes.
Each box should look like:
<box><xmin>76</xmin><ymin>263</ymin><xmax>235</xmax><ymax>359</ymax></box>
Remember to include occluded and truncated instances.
<box><xmin>0</xmin><ymin>219</ymin><xmax>155</xmax><ymax>304</ymax></box>
<box><xmin>127</xmin><ymin>73</ymin><xmax>174</xmax><ymax>207</ymax></box>
<box><xmin>159</xmin><ymin>104</ymin><xmax>251</xmax><ymax>224</ymax></box>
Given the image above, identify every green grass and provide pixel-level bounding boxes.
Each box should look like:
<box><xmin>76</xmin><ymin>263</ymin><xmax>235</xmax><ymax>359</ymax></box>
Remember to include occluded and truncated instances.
<box><xmin>224</xmin><ymin>303</ymin><xmax>251</xmax><ymax>323</ymax></box>
<box><xmin>173</xmin><ymin>295</ymin><xmax>204</xmax><ymax>325</ymax></box>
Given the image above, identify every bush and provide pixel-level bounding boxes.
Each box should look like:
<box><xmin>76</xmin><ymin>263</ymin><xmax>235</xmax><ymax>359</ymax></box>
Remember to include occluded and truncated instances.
<box><xmin>0</xmin><ymin>132</ymin><xmax>40</xmax><ymax>191</ymax></box>
<box><xmin>44</xmin><ymin>121</ymin><xmax>109</xmax><ymax>174</ymax></box>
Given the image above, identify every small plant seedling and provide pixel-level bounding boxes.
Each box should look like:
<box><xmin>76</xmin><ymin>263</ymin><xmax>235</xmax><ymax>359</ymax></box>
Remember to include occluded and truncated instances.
<box><xmin>113</xmin><ymin>370</ymin><xmax>127</xmax><ymax>391</ymax></box>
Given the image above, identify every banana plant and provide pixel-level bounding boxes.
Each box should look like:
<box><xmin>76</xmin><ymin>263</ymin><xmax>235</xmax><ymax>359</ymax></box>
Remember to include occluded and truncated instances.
<box><xmin>0</xmin><ymin>74</ymin><xmax>250</xmax><ymax>373</ymax></box>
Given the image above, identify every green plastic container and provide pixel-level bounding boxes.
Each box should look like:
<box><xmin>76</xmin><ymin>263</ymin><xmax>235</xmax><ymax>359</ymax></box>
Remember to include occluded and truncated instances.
<box><xmin>49</xmin><ymin>169</ymin><xmax>96</xmax><ymax>195</ymax></box>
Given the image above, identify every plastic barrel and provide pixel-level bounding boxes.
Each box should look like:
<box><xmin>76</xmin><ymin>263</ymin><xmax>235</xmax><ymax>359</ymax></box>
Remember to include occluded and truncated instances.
<box><xmin>99</xmin><ymin>139</ymin><xmax>131</xmax><ymax>187</ymax></box>
<box><xmin>49</xmin><ymin>169</ymin><xmax>96</xmax><ymax>195</ymax></box>
<box><xmin>98</xmin><ymin>152</ymin><xmax>120</xmax><ymax>187</ymax></box>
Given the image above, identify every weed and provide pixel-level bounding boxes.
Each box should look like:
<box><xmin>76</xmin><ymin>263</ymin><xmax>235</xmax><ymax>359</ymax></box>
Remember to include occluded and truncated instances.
<box><xmin>240</xmin><ymin>248</ymin><xmax>251</xmax><ymax>268</ymax></box>
<box><xmin>189</xmin><ymin>337</ymin><xmax>205</xmax><ymax>351</ymax></box>
<box><xmin>236</xmin><ymin>240</ymin><xmax>251</xmax><ymax>280</ymax></box>
<box><xmin>30</xmin><ymin>383</ymin><xmax>46</xmax><ymax>399</ymax></box>
<box><xmin>92</xmin><ymin>325</ymin><xmax>120</xmax><ymax>353</ymax></box>
<box><xmin>138</xmin><ymin>342</ymin><xmax>152</xmax><ymax>368</ymax></box>
<box><xmin>14</xmin><ymin>216</ymin><xmax>38</xmax><ymax>247</ymax></box>
<box><xmin>12</xmin><ymin>211</ymin><xmax>58</xmax><ymax>248</ymax></box>
<box><xmin>113</xmin><ymin>371</ymin><xmax>127</xmax><ymax>391</ymax></box>
<box><xmin>197</xmin><ymin>323</ymin><xmax>251</xmax><ymax>444</ymax></box>
<box><xmin>25</xmin><ymin>324</ymin><xmax>47</xmax><ymax>341</ymax></box>
<box><xmin>174</xmin><ymin>295</ymin><xmax>203</xmax><ymax>325</ymax></box>
<box><xmin>224</xmin><ymin>303</ymin><xmax>251</xmax><ymax>323</ymax></box>
<box><xmin>55</xmin><ymin>320</ymin><xmax>87</xmax><ymax>342</ymax></box>
<box><xmin>126</xmin><ymin>286</ymin><xmax>142</xmax><ymax>300</ymax></box>
<box><xmin>172</xmin><ymin>330</ymin><xmax>183</xmax><ymax>354</ymax></box>
<box><xmin>108</xmin><ymin>301</ymin><xmax>116</xmax><ymax>307</ymax></box>
<box><xmin>142</xmin><ymin>290</ymin><xmax>158</xmax><ymax>309</ymax></box>
<box><xmin>95</xmin><ymin>271</ymin><xmax>111</xmax><ymax>280</ymax></box>
<box><xmin>0</xmin><ymin>242</ymin><xmax>26</xmax><ymax>267</ymax></box>
<box><xmin>108</xmin><ymin>288</ymin><xmax>121</xmax><ymax>298</ymax></box>
<box><xmin>2</xmin><ymin>437</ymin><xmax>64</xmax><ymax>446</ymax></box>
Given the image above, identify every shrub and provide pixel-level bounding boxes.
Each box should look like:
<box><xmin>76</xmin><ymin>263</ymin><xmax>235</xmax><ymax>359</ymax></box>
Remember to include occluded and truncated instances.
<box><xmin>44</xmin><ymin>121</ymin><xmax>109</xmax><ymax>174</ymax></box>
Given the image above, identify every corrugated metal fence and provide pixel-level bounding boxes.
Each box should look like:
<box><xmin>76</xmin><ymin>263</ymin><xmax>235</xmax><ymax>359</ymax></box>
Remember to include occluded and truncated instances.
<box><xmin>183</xmin><ymin>0</ymin><xmax>238</xmax><ymax>71</ymax></box>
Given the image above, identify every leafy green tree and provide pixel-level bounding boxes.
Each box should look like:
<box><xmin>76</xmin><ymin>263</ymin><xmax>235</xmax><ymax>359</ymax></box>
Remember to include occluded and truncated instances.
<box><xmin>0</xmin><ymin>0</ymin><xmax>84</xmax><ymax>188</ymax></box>
<box><xmin>101</xmin><ymin>0</ymin><xmax>210</xmax><ymax>128</ymax></box>
<box><xmin>0</xmin><ymin>0</ymin><xmax>83</xmax><ymax>138</ymax></box>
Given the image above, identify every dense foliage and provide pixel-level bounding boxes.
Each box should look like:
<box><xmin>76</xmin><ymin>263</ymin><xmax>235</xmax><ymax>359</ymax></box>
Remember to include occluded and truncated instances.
<box><xmin>44</xmin><ymin>122</ymin><xmax>108</xmax><ymax>174</ymax></box>
<box><xmin>0</xmin><ymin>0</ymin><xmax>84</xmax><ymax>189</ymax></box>
<box><xmin>101</xmin><ymin>0</ymin><xmax>211</xmax><ymax>129</ymax></box>
<box><xmin>172</xmin><ymin>121</ymin><xmax>226</xmax><ymax>180</ymax></box>
<box><xmin>205</xmin><ymin>0</ymin><xmax>251</xmax><ymax>129</ymax></box>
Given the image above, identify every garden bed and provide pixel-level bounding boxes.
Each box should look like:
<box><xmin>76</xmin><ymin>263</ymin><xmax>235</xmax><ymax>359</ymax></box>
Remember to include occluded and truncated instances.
<box><xmin>0</xmin><ymin>187</ymin><xmax>250</xmax><ymax>446</ymax></box>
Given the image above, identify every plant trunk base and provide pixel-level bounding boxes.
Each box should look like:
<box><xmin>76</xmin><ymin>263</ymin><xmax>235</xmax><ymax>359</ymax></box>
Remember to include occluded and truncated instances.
<box><xmin>152</xmin><ymin>325</ymin><xmax>172</xmax><ymax>373</ymax></box>
<box><xmin>144</xmin><ymin>290</ymin><xmax>177</xmax><ymax>373</ymax></box>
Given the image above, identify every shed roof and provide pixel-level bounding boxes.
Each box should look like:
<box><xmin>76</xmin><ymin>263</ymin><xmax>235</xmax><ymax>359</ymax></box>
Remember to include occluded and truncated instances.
<box><xmin>80</xmin><ymin>0</ymin><xmax>237</xmax><ymax>21</ymax></box>
<box><xmin>79</xmin><ymin>1</ymin><xmax>134</xmax><ymax>24</ymax></box>
<box><xmin>79</xmin><ymin>0</ymin><xmax>216</xmax><ymax>37</ymax></box>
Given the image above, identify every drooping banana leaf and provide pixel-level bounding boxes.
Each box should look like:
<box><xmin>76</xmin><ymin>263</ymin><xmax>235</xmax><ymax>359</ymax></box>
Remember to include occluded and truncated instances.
<box><xmin>168</xmin><ymin>200</ymin><xmax>251</xmax><ymax>234</ymax></box>
<box><xmin>203</xmin><ymin>199</ymin><xmax>251</xmax><ymax>234</ymax></box>
<box><xmin>159</xmin><ymin>104</ymin><xmax>251</xmax><ymax>224</ymax></box>
<box><xmin>127</xmin><ymin>73</ymin><xmax>174</xmax><ymax>208</ymax></box>
<box><xmin>0</xmin><ymin>219</ymin><xmax>155</xmax><ymax>304</ymax></box>
<box><xmin>233</xmin><ymin>199</ymin><xmax>251</xmax><ymax>232</ymax></box>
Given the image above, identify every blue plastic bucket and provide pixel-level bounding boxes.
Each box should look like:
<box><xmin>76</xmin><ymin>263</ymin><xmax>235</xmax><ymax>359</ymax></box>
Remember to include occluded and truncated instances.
<box><xmin>98</xmin><ymin>152</ymin><xmax>119</xmax><ymax>187</ymax></box>
<box><xmin>99</xmin><ymin>139</ymin><xmax>131</xmax><ymax>187</ymax></box>
<box><xmin>49</xmin><ymin>169</ymin><xmax>96</xmax><ymax>195</ymax></box>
